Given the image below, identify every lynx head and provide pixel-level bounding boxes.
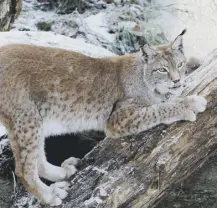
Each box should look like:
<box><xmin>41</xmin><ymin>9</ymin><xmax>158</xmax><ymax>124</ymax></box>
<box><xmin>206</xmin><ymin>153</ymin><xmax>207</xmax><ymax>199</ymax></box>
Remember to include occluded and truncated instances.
<box><xmin>140</xmin><ymin>29</ymin><xmax>187</xmax><ymax>97</ymax></box>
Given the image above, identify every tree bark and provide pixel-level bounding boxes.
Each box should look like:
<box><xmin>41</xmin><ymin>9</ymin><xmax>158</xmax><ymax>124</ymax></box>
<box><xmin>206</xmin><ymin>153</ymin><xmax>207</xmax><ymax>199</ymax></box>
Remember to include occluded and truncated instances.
<box><xmin>0</xmin><ymin>0</ymin><xmax>22</xmax><ymax>31</ymax></box>
<box><xmin>61</xmin><ymin>49</ymin><xmax>217</xmax><ymax>208</ymax></box>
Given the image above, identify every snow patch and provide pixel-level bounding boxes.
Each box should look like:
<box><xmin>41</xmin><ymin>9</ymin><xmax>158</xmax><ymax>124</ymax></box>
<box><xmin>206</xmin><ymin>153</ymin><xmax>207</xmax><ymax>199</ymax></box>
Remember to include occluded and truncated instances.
<box><xmin>0</xmin><ymin>139</ymin><xmax>9</xmax><ymax>155</ymax></box>
<box><xmin>0</xmin><ymin>31</ymin><xmax>114</xmax><ymax>58</ymax></box>
<box><xmin>12</xmin><ymin>0</ymin><xmax>58</xmax><ymax>32</ymax></box>
<box><xmin>84</xmin><ymin>196</ymin><xmax>103</xmax><ymax>206</ymax></box>
<box><xmin>0</xmin><ymin>123</ymin><xmax>8</xmax><ymax>155</ymax></box>
<box><xmin>85</xmin><ymin>12</ymin><xmax>115</xmax><ymax>42</ymax></box>
<box><xmin>92</xmin><ymin>167</ymin><xmax>108</xmax><ymax>174</ymax></box>
<box><xmin>156</xmin><ymin>0</ymin><xmax>217</xmax><ymax>60</ymax></box>
<box><xmin>12</xmin><ymin>0</ymin><xmax>115</xmax><ymax>52</ymax></box>
<box><xmin>156</xmin><ymin>153</ymin><xmax>170</xmax><ymax>168</ymax></box>
<box><xmin>13</xmin><ymin>193</ymin><xmax>39</xmax><ymax>208</ymax></box>
<box><xmin>13</xmin><ymin>0</ymin><xmax>167</xmax><ymax>55</ymax></box>
<box><xmin>99</xmin><ymin>187</ymin><xmax>108</xmax><ymax>197</ymax></box>
<box><xmin>0</xmin><ymin>124</ymin><xmax>7</xmax><ymax>136</ymax></box>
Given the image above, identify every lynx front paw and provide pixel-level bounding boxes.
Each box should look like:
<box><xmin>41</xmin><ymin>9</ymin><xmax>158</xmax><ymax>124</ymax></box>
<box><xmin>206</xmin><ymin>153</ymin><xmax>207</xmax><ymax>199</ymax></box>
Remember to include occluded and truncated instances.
<box><xmin>61</xmin><ymin>157</ymin><xmax>80</xmax><ymax>179</ymax></box>
<box><xmin>183</xmin><ymin>95</ymin><xmax>207</xmax><ymax>121</ymax></box>
<box><xmin>43</xmin><ymin>181</ymin><xmax>70</xmax><ymax>206</ymax></box>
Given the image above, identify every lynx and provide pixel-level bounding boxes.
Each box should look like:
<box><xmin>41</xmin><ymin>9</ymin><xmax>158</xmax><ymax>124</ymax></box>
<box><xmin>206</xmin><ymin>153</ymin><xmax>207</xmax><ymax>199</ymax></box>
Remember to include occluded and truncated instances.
<box><xmin>0</xmin><ymin>29</ymin><xmax>207</xmax><ymax>205</ymax></box>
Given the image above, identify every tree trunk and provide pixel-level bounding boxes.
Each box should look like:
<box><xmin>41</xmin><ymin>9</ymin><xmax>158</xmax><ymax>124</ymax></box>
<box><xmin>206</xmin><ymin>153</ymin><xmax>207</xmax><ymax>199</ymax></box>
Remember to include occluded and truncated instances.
<box><xmin>0</xmin><ymin>0</ymin><xmax>22</xmax><ymax>31</ymax></box>
<box><xmin>61</xmin><ymin>49</ymin><xmax>217</xmax><ymax>208</ymax></box>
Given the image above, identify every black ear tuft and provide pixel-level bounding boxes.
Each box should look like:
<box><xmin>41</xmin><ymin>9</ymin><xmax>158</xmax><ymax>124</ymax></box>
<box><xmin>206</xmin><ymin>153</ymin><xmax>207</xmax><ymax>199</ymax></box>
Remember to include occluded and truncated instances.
<box><xmin>179</xmin><ymin>29</ymin><xmax>187</xmax><ymax>36</ymax></box>
<box><xmin>171</xmin><ymin>29</ymin><xmax>187</xmax><ymax>54</ymax></box>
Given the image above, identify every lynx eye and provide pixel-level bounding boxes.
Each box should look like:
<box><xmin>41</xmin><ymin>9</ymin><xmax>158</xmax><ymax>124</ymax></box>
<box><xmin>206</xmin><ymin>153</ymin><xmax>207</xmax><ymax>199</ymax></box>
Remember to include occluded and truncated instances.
<box><xmin>177</xmin><ymin>61</ymin><xmax>184</xmax><ymax>68</ymax></box>
<box><xmin>157</xmin><ymin>68</ymin><xmax>168</xmax><ymax>73</ymax></box>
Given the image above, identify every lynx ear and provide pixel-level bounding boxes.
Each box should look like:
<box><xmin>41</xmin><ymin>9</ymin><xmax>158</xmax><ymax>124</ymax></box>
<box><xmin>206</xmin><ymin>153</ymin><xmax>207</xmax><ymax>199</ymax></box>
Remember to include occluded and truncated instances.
<box><xmin>140</xmin><ymin>44</ymin><xmax>157</xmax><ymax>62</ymax></box>
<box><xmin>171</xmin><ymin>29</ymin><xmax>187</xmax><ymax>54</ymax></box>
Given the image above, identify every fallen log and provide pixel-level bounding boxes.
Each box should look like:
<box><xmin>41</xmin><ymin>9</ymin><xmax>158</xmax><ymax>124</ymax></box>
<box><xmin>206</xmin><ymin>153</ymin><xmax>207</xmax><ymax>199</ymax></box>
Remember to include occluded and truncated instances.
<box><xmin>12</xmin><ymin>49</ymin><xmax>217</xmax><ymax>207</ymax></box>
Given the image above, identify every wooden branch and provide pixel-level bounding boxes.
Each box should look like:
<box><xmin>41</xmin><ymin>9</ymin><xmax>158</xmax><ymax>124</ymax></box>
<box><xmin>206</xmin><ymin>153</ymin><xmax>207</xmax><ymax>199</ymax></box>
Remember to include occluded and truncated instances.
<box><xmin>61</xmin><ymin>49</ymin><xmax>217</xmax><ymax>208</ymax></box>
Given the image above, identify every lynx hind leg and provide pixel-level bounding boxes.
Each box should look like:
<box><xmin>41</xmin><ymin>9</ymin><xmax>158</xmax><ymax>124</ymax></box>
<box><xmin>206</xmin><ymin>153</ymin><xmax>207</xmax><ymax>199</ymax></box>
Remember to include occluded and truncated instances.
<box><xmin>12</xmin><ymin>113</ymin><xmax>69</xmax><ymax>206</ymax></box>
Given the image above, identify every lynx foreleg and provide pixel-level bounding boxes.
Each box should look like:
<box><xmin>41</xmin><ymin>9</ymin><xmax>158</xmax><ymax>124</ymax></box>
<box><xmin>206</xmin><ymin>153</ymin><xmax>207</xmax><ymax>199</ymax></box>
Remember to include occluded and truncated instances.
<box><xmin>106</xmin><ymin>95</ymin><xmax>207</xmax><ymax>138</ymax></box>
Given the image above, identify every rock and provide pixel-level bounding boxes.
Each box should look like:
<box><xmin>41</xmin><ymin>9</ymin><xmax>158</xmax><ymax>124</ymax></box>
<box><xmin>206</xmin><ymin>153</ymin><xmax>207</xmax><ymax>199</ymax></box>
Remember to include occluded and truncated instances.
<box><xmin>36</xmin><ymin>21</ymin><xmax>53</xmax><ymax>31</ymax></box>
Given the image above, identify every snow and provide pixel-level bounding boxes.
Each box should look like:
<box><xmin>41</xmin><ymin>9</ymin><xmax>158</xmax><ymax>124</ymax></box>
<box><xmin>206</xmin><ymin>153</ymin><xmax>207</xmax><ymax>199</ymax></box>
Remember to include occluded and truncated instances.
<box><xmin>84</xmin><ymin>196</ymin><xmax>103</xmax><ymax>206</ymax></box>
<box><xmin>11</xmin><ymin>0</ymin><xmax>58</xmax><ymax>32</ymax></box>
<box><xmin>0</xmin><ymin>139</ymin><xmax>9</xmax><ymax>155</ymax></box>
<box><xmin>12</xmin><ymin>0</ymin><xmax>168</xmax><ymax>55</ymax></box>
<box><xmin>13</xmin><ymin>0</ymin><xmax>217</xmax><ymax>60</ymax></box>
<box><xmin>84</xmin><ymin>12</ymin><xmax>115</xmax><ymax>42</ymax></box>
<box><xmin>14</xmin><ymin>193</ymin><xmax>39</xmax><ymax>208</ymax></box>
<box><xmin>0</xmin><ymin>123</ymin><xmax>7</xmax><ymax>154</ymax></box>
<box><xmin>92</xmin><ymin>166</ymin><xmax>108</xmax><ymax>174</ymax></box>
<box><xmin>0</xmin><ymin>124</ymin><xmax>7</xmax><ymax>136</ymax></box>
<box><xmin>99</xmin><ymin>188</ymin><xmax>108</xmax><ymax>197</ymax></box>
<box><xmin>12</xmin><ymin>0</ymin><xmax>115</xmax><ymax>50</ymax></box>
<box><xmin>0</xmin><ymin>31</ymin><xmax>114</xmax><ymax>58</ymax></box>
<box><xmin>156</xmin><ymin>0</ymin><xmax>217</xmax><ymax>60</ymax></box>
